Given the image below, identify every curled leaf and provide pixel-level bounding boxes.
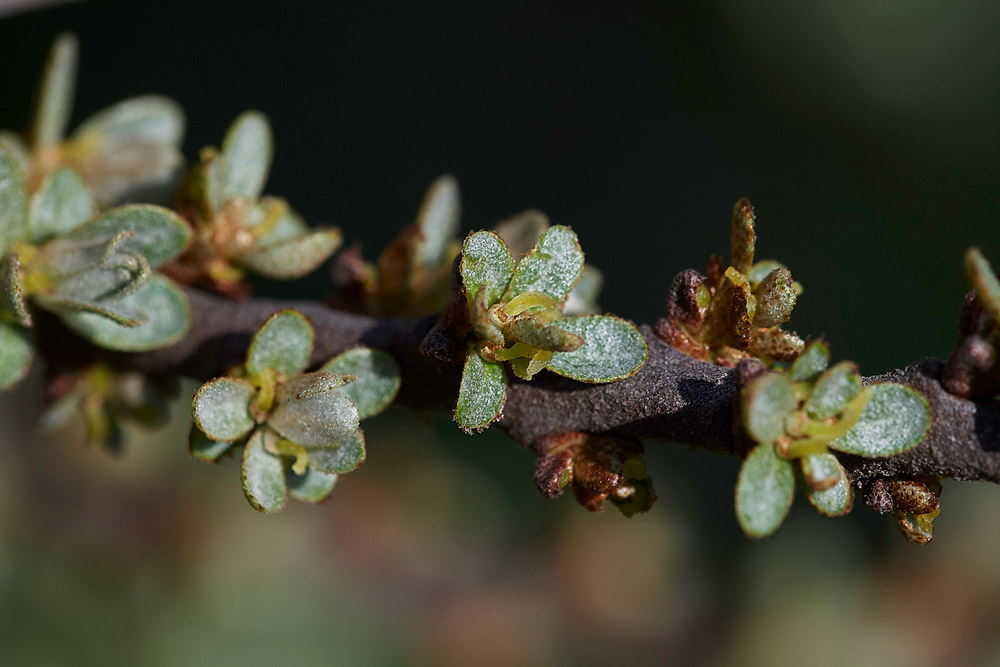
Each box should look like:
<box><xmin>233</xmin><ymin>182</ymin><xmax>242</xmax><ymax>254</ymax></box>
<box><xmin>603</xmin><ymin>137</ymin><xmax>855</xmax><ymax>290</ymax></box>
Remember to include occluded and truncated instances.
<box><xmin>801</xmin><ymin>453</ymin><xmax>853</xmax><ymax>517</ymax></box>
<box><xmin>56</xmin><ymin>204</ymin><xmax>191</xmax><ymax>268</ymax></box>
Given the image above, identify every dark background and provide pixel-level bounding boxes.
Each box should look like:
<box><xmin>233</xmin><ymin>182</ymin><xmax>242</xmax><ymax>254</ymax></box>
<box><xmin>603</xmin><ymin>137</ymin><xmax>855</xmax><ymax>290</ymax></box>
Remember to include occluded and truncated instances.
<box><xmin>2</xmin><ymin>2</ymin><xmax>1000</xmax><ymax>665</ymax></box>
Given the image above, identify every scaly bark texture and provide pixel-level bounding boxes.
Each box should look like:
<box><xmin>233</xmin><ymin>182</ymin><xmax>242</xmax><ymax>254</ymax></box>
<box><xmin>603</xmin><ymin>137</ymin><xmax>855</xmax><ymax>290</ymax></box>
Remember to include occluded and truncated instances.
<box><xmin>120</xmin><ymin>288</ymin><xmax>1000</xmax><ymax>486</ymax></box>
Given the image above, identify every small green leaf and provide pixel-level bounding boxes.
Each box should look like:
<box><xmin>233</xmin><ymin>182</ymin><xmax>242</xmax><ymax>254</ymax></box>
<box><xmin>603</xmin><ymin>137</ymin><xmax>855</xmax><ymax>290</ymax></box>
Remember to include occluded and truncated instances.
<box><xmin>455</xmin><ymin>350</ymin><xmax>506</xmax><ymax>431</ymax></box>
<box><xmin>192</xmin><ymin>377</ymin><xmax>256</xmax><ymax>442</ymax></box>
<box><xmin>503</xmin><ymin>225</ymin><xmax>584</xmax><ymax>304</ymax></box>
<box><xmin>39</xmin><ymin>293</ymin><xmax>146</xmax><ymax>327</ymax></box>
<box><xmin>730</xmin><ymin>198</ymin><xmax>756</xmax><ymax>276</ymax></box>
<box><xmin>546</xmin><ymin>315</ymin><xmax>647</xmax><ymax>383</ymax></box>
<box><xmin>307</xmin><ymin>430</ymin><xmax>366</xmax><ymax>474</ymax></box>
<box><xmin>242</xmin><ymin>428</ymin><xmax>287</xmax><ymax>513</ymax></box>
<box><xmin>267</xmin><ymin>372</ymin><xmax>360</xmax><ymax>447</ymax></box>
<box><xmin>40</xmin><ymin>239</ymin><xmax>151</xmax><ymax>306</ymax></box>
<box><xmin>220</xmin><ymin>111</ymin><xmax>272</xmax><ymax>201</ymax></box>
<box><xmin>461</xmin><ymin>231</ymin><xmax>514</xmax><ymax>308</ymax></box>
<box><xmin>805</xmin><ymin>361</ymin><xmax>861</xmax><ymax>420</ymax></box>
<box><xmin>752</xmin><ymin>266</ymin><xmax>796</xmax><ymax>328</ymax></box>
<box><xmin>787</xmin><ymin>341</ymin><xmax>829</xmax><ymax>382</ymax></box>
<box><xmin>58</xmin><ymin>274</ymin><xmax>191</xmax><ymax>351</ymax></box>
<box><xmin>73</xmin><ymin>95</ymin><xmax>184</xmax><ymax>149</ymax></box>
<box><xmin>189</xmin><ymin>425</ymin><xmax>234</xmax><ymax>462</ymax></box>
<box><xmin>0</xmin><ymin>132</ymin><xmax>29</xmax><ymax>173</ymax></box>
<box><xmin>742</xmin><ymin>373</ymin><xmax>797</xmax><ymax>444</ymax></box>
<box><xmin>247</xmin><ymin>309</ymin><xmax>314</xmax><ymax>377</ymax></box>
<box><xmin>749</xmin><ymin>260</ymin><xmax>785</xmax><ymax>287</ymax></box>
<box><xmin>32</xmin><ymin>33</ymin><xmax>77</xmax><ymax>149</ymax></box>
<box><xmin>735</xmin><ymin>442</ymin><xmax>796</xmax><ymax>539</ymax></box>
<box><xmin>0</xmin><ymin>254</ymin><xmax>31</xmax><ymax>326</ymax></box>
<box><xmin>0</xmin><ymin>321</ymin><xmax>33</xmax><ymax>390</ymax></box>
<box><xmin>563</xmin><ymin>265</ymin><xmax>604</xmax><ymax>316</ymax></box>
<box><xmin>0</xmin><ymin>145</ymin><xmax>28</xmax><ymax>255</ymax></box>
<box><xmin>505</xmin><ymin>316</ymin><xmax>584</xmax><ymax>353</ymax></box>
<box><xmin>287</xmin><ymin>465</ymin><xmax>337</xmax><ymax>504</ymax></box>
<box><xmin>319</xmin><ymin>348</ymin><xmax>401</xmax><ymax>419</ymax></box>
<box><xmin>28</xmin><ymin>167</ymin><xmax>95</xmax><ymax>242</ymax></box>
<box><xmin>239</xmin><ymin>228</ymin><xmax>342</xmax><ymax>279</ymax></box>
<box><xmin>493</xmin><ymin>209</ymin><xmax>549</xmax><ymax>260</ymax></box>
<box><xmin>801</xmin><ymin>453</ymin><xmax>853</xmax><ymax>517</ymax></box>
<box><xmin>965</xmin><ymin>247</ymin><xmax>1000</xmax><ymax>323</ymax></box>
<box><xmin>828</xmin><ymin>383</ymin><xmax>931</xmax><ymax>458</ymax></box>
<box><xmin>57</xmin><ymin>205</ymin><xmax>190</xmax><ymax>268</ymax></box>
<box><xmin>415</xmin><ymin>174</ymin><xmax>460</xmax><ymax>268</ymax></box>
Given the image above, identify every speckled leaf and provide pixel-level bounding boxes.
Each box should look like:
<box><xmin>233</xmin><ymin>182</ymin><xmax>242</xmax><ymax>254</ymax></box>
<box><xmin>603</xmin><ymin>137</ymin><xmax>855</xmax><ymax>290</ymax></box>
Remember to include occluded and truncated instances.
<box><xmin>40</xmin><ymin>241</ymin><xmax>151</xmax><ymax>307</ymax></box>
<box><xmin>0</xmin><ymin>145</ymin><xmax>28</xmax><ymax>255</ymax></box>
<box><xmin>0</xmin><ymin>321</ymin><xmax>33</xmax><ymax>390</ymax></box>
<box><xmin>189</xmin><ymin>425</ymin><xmax>235</xmax><ymax>462</ymax></box>
<box><xmin>192</xmin><ymin>377</ymin><xmax>256</xmax><ymax>442</ymax></box>
<box><xmin>748</xmin><ymin>327</ymin><xmax>805</xmax><ymax>362</ymax></box>
<box><xmin>801</xmin><ymin>453</ymin><xmax>853</xmax><ymax>517</ymax></box>
<box><xmin>749</xmin><ymin>260</ymin><xmax>785</xmax><ymax>287</ymax></box>
<box><xmin>415</xmin><ymin>174</ymin><xmax>460</xmax><ymax>268</ymax></box>
<box><xmin>787</xmin><ymin>341</ymin><xmax>829</xmax><ymax>382</ymax></box>
<box><xmin>220</xmin><ymin>111</ymin><xmax>272</xmax><ymax>201</ymax></box>
<box><xmin>563</xmin><ymin>265</ymin><xmax>603</xmax><ymax>316</ymax></box>
<box><xmin>461</xmin><ymin>231</ymin><xmax>514</xmax><ymax>308</ymax></box>
<box><xmin>307</xmin><ymin>430</ymin><xmax>366</xmax><ymax>474</ymax></box>
<box><xmin>239</xmin><ymin>228</ymin><xmax>342</xmax><ymax>279</ymax></box>
<box><xmin>752</xmin><ymin>266</ymin><xmax>796</xmax><ymax>328</ymax></box>
<box><xmin>0</xmin><ymin>254</ymin><xmax>31</xmax><ymax>326</ymax></box>
<box><xmin>287</xmin><ymin>465</ymin><xmax>337</xmax><ymax>503</ymax></box>
<box><xmin>735</xmin><ymin>442</ymin><xmax>795</xmax><ymax>539</ymax></box>
<box><xmin>730</xmin><ymin>198</ymin><xmax>756</xmax><ymax>276</ymax></box>
<box><xmin>966</xmin><ymin>247</ymin><xmax>1000</xmax><ymax>323</ymax></box>
<box><xmin>242</xmin><ymin>428</ymin><xmax>287</xmax><ymax>513</ymax></box>
<box><xmin>805</xmin><ymin>361</ymin><xmax>861</xmax><ymax>420</ymax></box>
<box><xmin>268</xmin><ymin>373</ymin><xmax>360</xmax><ymax>447</ymax></box>
<box><xmin>59</xmin><ymin>274</ymin><xmax>190</xmax><ymax>351</ymax></box>
<box><xmin>494</xmin><ymin>209</ymin><xmax>549</xmax><ymax>260</ymax></box>
<box><xmin>546</xmin><ymin>315</ymin><xmax>647</xmax><ymax>383</ymax></box>
<box><xmin>247</xmin><ymin>309</ymin><xmax>314</xmax><ymax>377</ymax></box>
<box><xmin>828</xmin><ymin>383</ymin><xmax>931</xmax><ymax>457</ymax></box>
<box><xmin>0</xmin><ymin>132</ymin><xmax>29</xmax><ymax>173</ymax></box>
<box><xmin>320</xmin><ymin>348</ymin><xmax>401</xmax><ymax>419</ymax></box>
<box><xmin>503</xmin><ymin>225</ymin><xmax>583</xmax><ymax>304</ymax></box>
<box><xmin>32</xmin><ymin>33</ymin><xmax>77</xmax><ymax>148</ymax></box>
<box><xmin>742</xmin><ymin>373</ymin><xmax>797</xmax><ymax>444</ymax></box>
<box><xmin>28</xmin><ymin>167</ymin><xmax>95</xmax><ymax>242</ymax></box>
<box><xmin>506</xmin><ymin>316</ymin><xmax>584</xmax><ymax>353</ymax></box>
<box><xmin>57</xmin><ymin>205</ymin><xmax>190</xmax><ymax>268</ymax></box>
<box><xmin>455</xmin><ymin>350</ymin><xmax>506</xmax><ymax>431</ymax></box>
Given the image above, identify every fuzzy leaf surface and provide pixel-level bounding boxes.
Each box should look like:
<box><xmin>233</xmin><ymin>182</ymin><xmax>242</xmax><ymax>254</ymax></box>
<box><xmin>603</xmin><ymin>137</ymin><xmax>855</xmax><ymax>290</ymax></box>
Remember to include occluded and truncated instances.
<box><xmin>57</xmin><ymin>205</ymin><xmax>190</xmax><ymax>268</ymax></box>
<box><xmin>189</xmin><ymin>425</ymin><xmax>234</xmax><ymax>462</ymax></box>
<box><xmin>0</xmin><ymin>254</ymin><xmax>30</xmax><ymax>326</ymax></box>
<box><xmin>0</xmin><ymin>146</ymin><xmax>28</xmax><ymax>255</ymax></box>
<box><xmin>455</xmin><ymin>350</ymin><xmax>506</xmax><ymax>431</ymax></box>
<box><xmin>503</xmin><ymin>225</ymin><xmax>583</xmax><ymax>304</ymax></box>
<box><xmin>735</xmin><ymin>443</ymin><xmax>795</xmax><ymax>539</ymax></box>
<box><xmin>742</xmin><ymin>373</ymin><xmax>797</xmax><ymax>444</ymax></box>
<box><xmin>242</xmin><ymin>428</ymin><xmax>287</xmax><ymax>513</ymax></box>
<box><xmin>828</xmin><ymin>383</ymin><xmax>931</xmax><ymax>457</ymax></box>
<box><xmin>805</xmin><ymin>361</ymin><xmax>861</xmax><ymax>420</ymax></box>
<box><xmin>307</xmin><ymin>430</ymin><xmax>366</xmax><ymax>474</ymax></box>
<box><xmin>801</xmin><ymin>453</ymin><xmax>853</xmax><ymax>517</ymax></box>
<box><xmin>219</xmin><ymin>111</ymin><xmax>272</xmax><ymax>202</ymax></box>
<box><xmin>28</xmin><ymin>167</ymin><xmax>94</xmax><ymax>242</ymax></box>
<box><xmin>320</xmin><ymin>348</ymin><xmax>401</xmax><ymax>419</ymax></box>
<box><xmin>268</xmin><ymin>373</ymin><xmax>360</xmax><ymax>447</ymax></box>
<box><xmin>247</xmin><ymin>309</ymin><xmax>314</xmax><ymax>377</ymax></box>
<box><xmin>240</xmin><ymin>229</ymin><xmax>342</xmax><ymax>279</ymax></box>
<box><xmin>415</xmin><ymin>174</ymin><xmax>460</xmax><ymax>268</ymax></box>
<box><xmin>546</xmin><ymin>315</ymin><xmax>647</xmax><ymax>383</ymax></box>
<box><xmin>287</xmin><ymin>465</ymin><xmax>337</xmax><ymax>504</ymax></box>
<box><xmin>192</xmin><ymin>376</ymin><xmax>256</xmax><ymax>442</ymax></box>
<box><xmin>461</xmin><ymin>231</ymin><xmax>514</xmax><ymax>308</ymax></box>
<box><xmin>0</xmin><ymin>322</ymin><xmax>33</xmax><ymax>390</ymax></box>
<box><xmin>787</xmin><ymin>341</ymin><xmax>829</xmax><ymax>382</ymax></box>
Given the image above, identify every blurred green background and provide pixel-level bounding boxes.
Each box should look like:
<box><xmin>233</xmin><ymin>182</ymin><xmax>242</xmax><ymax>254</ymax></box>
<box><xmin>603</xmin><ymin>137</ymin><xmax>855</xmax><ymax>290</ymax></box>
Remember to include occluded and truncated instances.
<box><xmin>2</xmin><ymin>1</ymin><xmax>1000</xmax><ymax>665</ymax></box>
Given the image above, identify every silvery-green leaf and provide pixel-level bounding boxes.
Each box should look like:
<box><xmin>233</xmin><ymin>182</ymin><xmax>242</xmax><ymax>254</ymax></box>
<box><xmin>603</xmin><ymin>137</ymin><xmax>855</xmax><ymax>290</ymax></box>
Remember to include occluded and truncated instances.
<box><xmin>0</xmin><ymin>145</ymin><xmax>28</xmax><ymax>255</ymax></box>
<box><xmin>546</xmin><ymin>315</ymin><xmax>647</xmax><ymax>383</ymax></box>
<box><xmin>192</xmin><ymin>376</ymin><xmax>256</xmax><ymax>442</ymax></box>
<box><xmin>56</xmin><ymin>205</ymin><xmax>190</xmax><ymax>268</ymax></box>
<box><xmin>563</xmin><ymin>265</ymin><xmax>603</xmax><ymax>316</ymax></box>
<box><xmin>730</xmin><ymin>198</ymin><xmax>756</xmax><ymax>276</ymax></box>
<box><xmin>247</xmin><ymin>309</ymin><xmax>313</xmax><ymax>377</ymax></box>
<box><xmin>1</xmin><ymin>254</ymin><xmax>31</xmax><ymax>326</ymax></box>
<box><xmin>787</xmin><ymin>341</ymin><xmax>829</xmax><ymax>382</ymax></box>
<box><xmin>0</xmin><ymin>321</ymin><xmax>33</xmax><ymax>390</ymax></box>
<box><xmin>494</xmin><ymin>209</ymin><xmax>549</xmax><ymax>261</ymax></box>
<box><xmin>742</xmin><ymin>373</ymin><xmax>797</xmax><ymax>444</ymax></box>
<box><xmin>239</xmin><ymin>228</ymin><xmax>342</xmax><ymax>279</ymax></box>
<box><xmin>38</xmin><ymin>389</ymin><xmax>82</xmax><ymax>431</ymax></box>
<box><xmin>241</xmin><ymin>428</ymin><xmax>287</xmax><ymax>513</ymax></box>
<box><xmin>242</xmin><ymin>197</ymin><xmax>303</xmax><ymax>240</ymax></box>
<box><xmin>32</xmin><ymin>33</ymin><xmax>77</xmax><ymax>149</ymax></box>
<box><xmin>319</xmin><ymin>348</ymin><xmax>401</xmax><ymax>419</ymax></box>
<box><xmin>39</xmin><ymin>293</ymin><xmax>146</xmax><ymax>327</ymax></box>
<box><xmin>801</xmin><ymin>453</ymin><xmax>853</xmax><ymax>517</ymax></box>
<box><xmin>455</xmin><ymin>350</ymin><xmax>506</xmax><ymax>432</ymax></box>
<box><xmin>805</xmin><ymin>361</ymin><xmax>861</xmax><ymax>420</ymax></box>
<box><xmin>415</xmin><ymin>174</ymin><xmax>460</xmax><ymax>268</ymax></box>
<box><xmin>189</xmin><ymin>424</ymin><xmax>235</xmax><ymax>462</ymax></box>
<box><xmin>461</xmin><ymin>231</ymin><xmax>514</xmax><ymax>308</ymax></box>
<box><xmin>220</xmin><ymin>111</ymin><xmax>272</xmax><ymax>201</ymax></box>
<box><xmin>749</xmin><ymin>260</ymin><xmax>785</xmax><ymax>287</ymax></box>
<box><xmin>28</xmin><ymin>167</ymin><xmax>95</xmax><ymax>242</ymax></box>
<box><xmin>268</xmin><ymin>372</ymin><xmax>360</xmax><ymax>447</ymax></box>
<box><xmin>965</xmin><ymin>247</ymin><xmax>1000</xmax><ymax>323</ymax></box>
<box><xmin>0</xmin><ymin>132</ymin><xmax>29</xmax><ymax>173</ymax></box>
<box><xmin>505</xmin><ymin>315</ymin><xmax>583</xmax><ymax>353</ymax></box>
<box><xmin>735</xmin><ymin>442</ymin><xmax>795</xmax><ymax>539</ymax></box>
<box><xmin>307</xmin><ymin>430</ymin><xmax>366</xmax><ymax>474</ymax></box>
<box><xmin>58</xmin><ymin>274</ymin><xmax>190</xmax><ymax>351</ymax></box>
<box><xmin>828</xmin><ymin>383</ymin><xmax>931</xmax><ymax>458</ymax></box>
<box><xmin>42</xmin><ymin>244</ymin><xmax>151</xmax><ymax>307</ymax></box>
<box><xmin>752</xmin><ymin>266</ymin><xmax>796</xmax><ymax>328</ymax></box>
<box><xmin>73</xmin><ymin>95</ymin><xmax>184</xmax><ymax>147</ymax></box>
<box><xmin>503</xmin><ymin>225</ymin><xmax>584</xmax><ymax>304</ymax></box>
<box><xmin>287</xmin><ymin>465</ymin><xmax>337</xmax><ymax>504</ymax></box>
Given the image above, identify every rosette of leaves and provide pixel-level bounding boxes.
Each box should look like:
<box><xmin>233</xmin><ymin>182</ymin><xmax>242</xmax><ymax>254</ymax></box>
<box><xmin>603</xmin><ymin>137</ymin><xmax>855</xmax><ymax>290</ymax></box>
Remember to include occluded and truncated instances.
<box><xmin>942</xmin><ymin>248</ymin><xmax>1000</xmax><ymax>399</ymax></box>
<box><xmin>190</xmin><ymin>310</ymin><xmax>401</xmax><ymax>512</ymax></box>
<box><xmin>534</xmin><ymin>431</ymin><xmax>655</xmax><ymax>517</ymax></box>
<box><xmin>455</xmin><ymin>226</ymin><xmax>647</xmax><ymax>432</ymax></box>
<box><xmin>0</xmin><ymin>146</ymin><xmax>191</xmax><ymax>389</ymax></box>
<box><xmin>170</xmin><ymin>112</ymin><xmax>342</xmax><ymax>296</ymax></box>
<box><xmin>39</xmin><ymin>364</ymin><xmax>175</xmax><ymax>455</ymax></box>
<box><xmin>657</xmin><ymin>198</ymin><xmax>805</xmax><ymax>366</ymax></box>
<box><xmin>734</xmin><ymin>341</ymin><xmax>932</xmax><ymax>538</ymax></box>
<box><xmin>0</xmin><ymin>34</ymin><xmax>185</xmax><ymax>204</ymax></box>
